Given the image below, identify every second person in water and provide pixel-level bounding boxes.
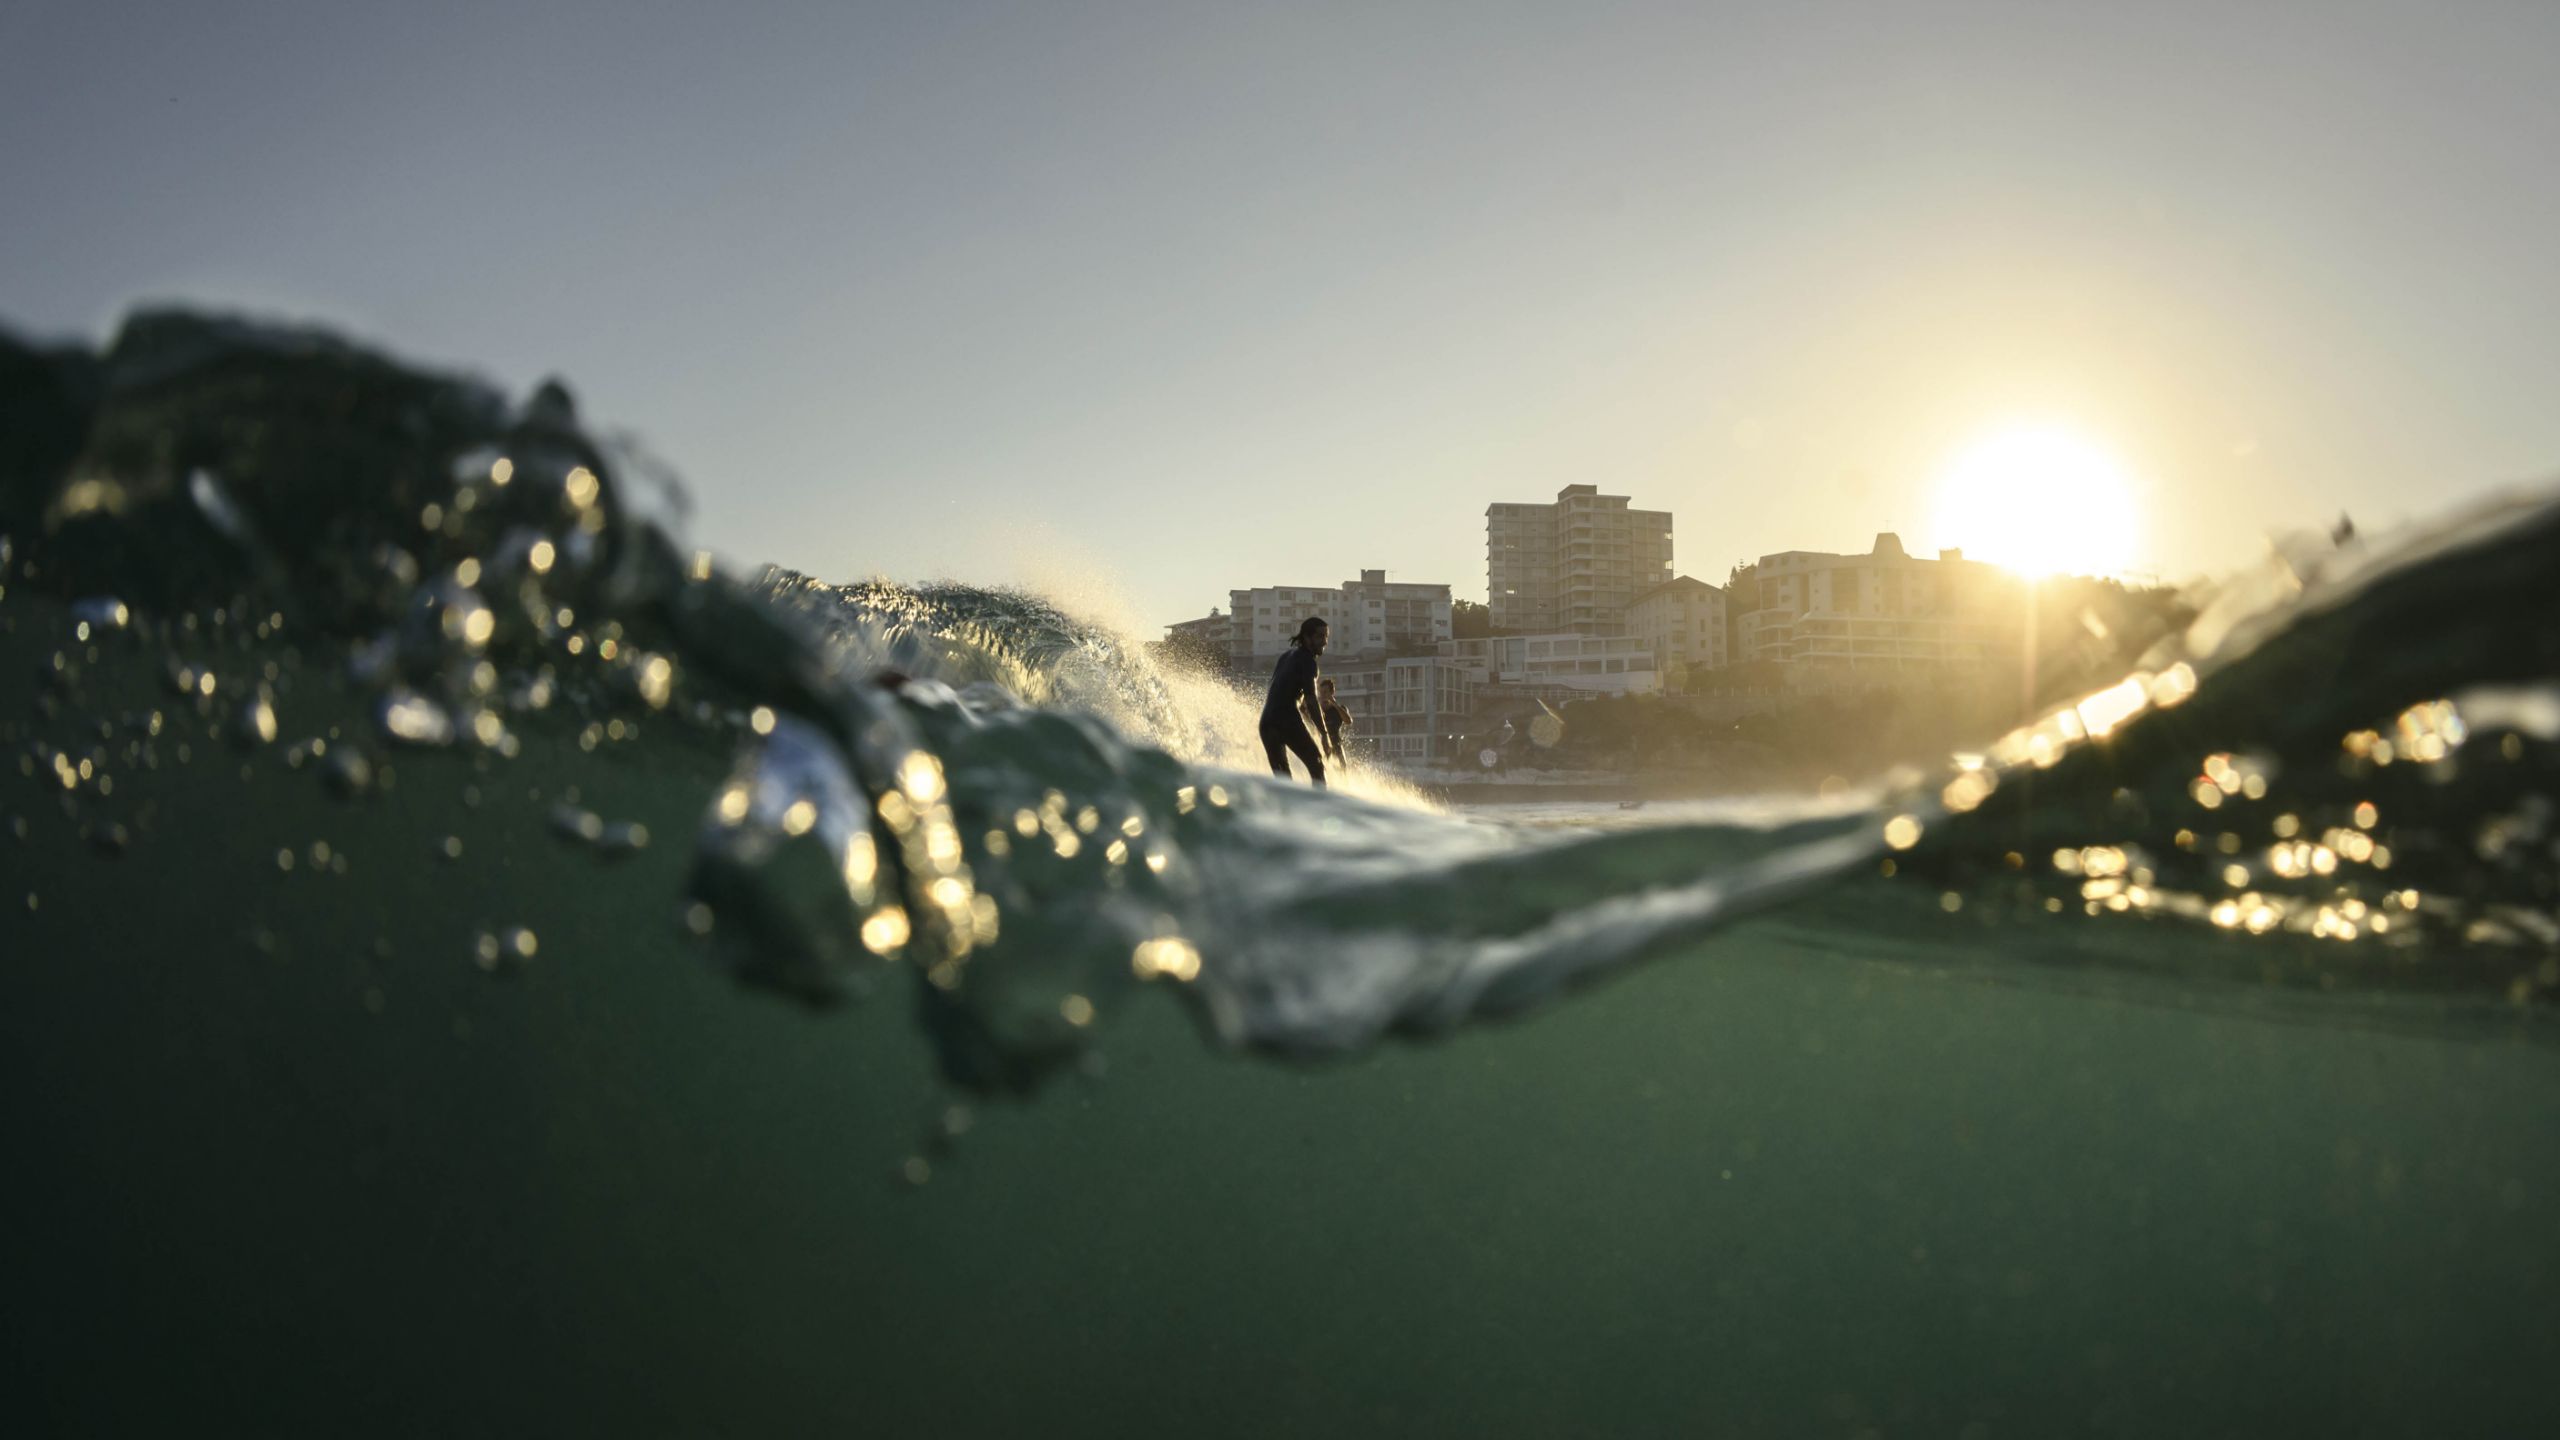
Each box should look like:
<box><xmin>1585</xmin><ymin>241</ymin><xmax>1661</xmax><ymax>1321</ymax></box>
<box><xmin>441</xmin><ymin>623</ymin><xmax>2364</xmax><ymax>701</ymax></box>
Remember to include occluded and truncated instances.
<box><xmin>1314</xmin><ymin>676</ymin><xmax>1352</xmax><ymax>764</ymax></box>
<box><xmin>1260</xmin><ymin>616</ymin><xmax>1334</xmax><ymax>786</ymax></box>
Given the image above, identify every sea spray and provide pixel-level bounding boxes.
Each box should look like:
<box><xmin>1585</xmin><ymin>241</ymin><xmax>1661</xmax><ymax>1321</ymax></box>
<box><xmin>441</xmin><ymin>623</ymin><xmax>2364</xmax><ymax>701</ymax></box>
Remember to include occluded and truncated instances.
<box><xmin>4</xmin><ymin>309</ymin><xmax>2556</xmax><ymax>1120</ymax></box>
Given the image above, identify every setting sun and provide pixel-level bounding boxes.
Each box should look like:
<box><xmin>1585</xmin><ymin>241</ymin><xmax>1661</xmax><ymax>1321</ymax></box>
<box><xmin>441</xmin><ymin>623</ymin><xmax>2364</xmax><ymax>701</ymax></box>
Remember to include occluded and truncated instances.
<box><xmin>1931</xmin><ymin>425</ymin><xmax>2143</xmax><ymax>579</ymax></box>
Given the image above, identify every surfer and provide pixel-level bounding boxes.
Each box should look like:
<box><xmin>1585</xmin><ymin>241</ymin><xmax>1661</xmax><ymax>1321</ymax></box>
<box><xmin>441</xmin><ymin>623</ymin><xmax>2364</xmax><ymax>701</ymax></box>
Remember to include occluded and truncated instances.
<box><xmin>1312</xmin><ymin>676</ymin><xmax>1352</xmax><ymax>764</ymax></box>
<box><xmin>1260</xmin><ymin>617</ymin><xmax>1330</xmax><ymax>786</ymax></box>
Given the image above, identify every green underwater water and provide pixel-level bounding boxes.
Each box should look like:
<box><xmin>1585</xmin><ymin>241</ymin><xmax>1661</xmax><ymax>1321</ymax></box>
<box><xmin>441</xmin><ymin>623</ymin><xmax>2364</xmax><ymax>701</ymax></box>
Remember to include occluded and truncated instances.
<box><xmin>5</xmin><ymin>611</ymin><xmax>2555</xmax><ymax>1437</ymax></box>
<box><xmin>8</xmin><ymin>309</ymin><xmax>2560</xmax><ymax>1436</ymax></box>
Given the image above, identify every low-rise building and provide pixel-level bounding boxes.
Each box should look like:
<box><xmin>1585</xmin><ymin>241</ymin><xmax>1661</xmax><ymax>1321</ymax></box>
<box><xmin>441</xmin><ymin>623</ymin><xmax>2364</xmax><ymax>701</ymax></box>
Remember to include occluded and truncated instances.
<box><xmin>1626</xmin><ymin>576</ymin><xmax>1728</xmax><ymax>684</ymax></box>
<box><xmin>1726</xmin><ymin>533</ymin><xmax>2010</xmax><ymax>677</ymax></box>
<box><xmin>1221</xmin><ymin>568</ymin><xmax>1452</xmax><ymax>664</ymax></box>
<box><xmin>1440</xmin><ymin>632</ymin><xmax>1660</xmax><ymax>694</ymax></box>
<box><xmin>1160</xmin><ymin>609</ymin><xmax>1232</xmax><ymax>658</ymax></box>
<box><xmin>1323</xmin><ymin>654</ymin><xmax>1478</xmax><ymax>764</ymax></box>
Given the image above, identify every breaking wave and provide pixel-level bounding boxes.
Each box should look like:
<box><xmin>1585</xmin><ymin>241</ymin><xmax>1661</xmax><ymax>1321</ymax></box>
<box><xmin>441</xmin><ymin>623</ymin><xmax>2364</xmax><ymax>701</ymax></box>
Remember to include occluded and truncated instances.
<box><xmin>5</xmin><ymin>309</ymin><xmax>2556</xmax><ymax>1109</ymax></box>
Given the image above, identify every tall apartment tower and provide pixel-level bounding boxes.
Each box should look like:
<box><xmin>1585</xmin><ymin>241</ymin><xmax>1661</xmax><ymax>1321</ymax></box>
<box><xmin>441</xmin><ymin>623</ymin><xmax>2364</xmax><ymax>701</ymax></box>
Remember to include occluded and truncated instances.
<box><xmin>1485</xmin><ymin>484</ymin><xmax>1674</xmax><ymax>634</ymax></box>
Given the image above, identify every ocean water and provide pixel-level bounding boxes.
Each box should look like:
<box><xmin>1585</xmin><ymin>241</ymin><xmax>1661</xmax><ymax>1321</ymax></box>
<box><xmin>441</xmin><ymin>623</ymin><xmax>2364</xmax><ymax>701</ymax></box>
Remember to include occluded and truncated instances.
<box><xmin>4</xmin><ymin>313</ymin><xmax>2557</xmax><ymax>1435</ymax></box>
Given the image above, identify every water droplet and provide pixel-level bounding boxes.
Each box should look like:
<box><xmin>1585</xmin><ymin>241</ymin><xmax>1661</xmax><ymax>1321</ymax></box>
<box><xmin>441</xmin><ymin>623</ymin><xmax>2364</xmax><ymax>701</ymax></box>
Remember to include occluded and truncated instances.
<box><xmin>1132</xmin><ymin>936</ymin><xmax>1202</xmax><ymax>982</ymax></box>
<box><xmin>322</xmin><ymin>749</ymin><xmax>373</xmax><ymax>799</ymax></box>
<box><xmin>474</xmin><ymin>927</ymin><xmax>536</xmax><ymax>973</ymax></box>
<box><xmin>860</xmin><ymin>907</ymin><xmax>912</xmax><ymax>955</ymax></box>
<box><xmin>376</xmin><ymin>690</ymin><xmax>456</xmax><ymax>747</ymax></box>
<box><xmin>549</xmin><ymin>804</ymin><xmax>607</xmax><ymax>844</ymax></box>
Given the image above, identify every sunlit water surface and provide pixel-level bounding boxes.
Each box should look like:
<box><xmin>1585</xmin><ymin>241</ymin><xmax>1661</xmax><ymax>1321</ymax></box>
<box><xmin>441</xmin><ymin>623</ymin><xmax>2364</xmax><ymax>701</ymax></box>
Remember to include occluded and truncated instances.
<box><xmin>4</xmin><ymin>314</ymin><xmax>2556</xmax><ymax>1434</ymax></box>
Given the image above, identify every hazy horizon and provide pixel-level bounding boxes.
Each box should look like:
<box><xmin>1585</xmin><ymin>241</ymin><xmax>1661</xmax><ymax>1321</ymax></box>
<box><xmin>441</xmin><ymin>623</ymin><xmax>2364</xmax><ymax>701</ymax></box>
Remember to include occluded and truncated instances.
<box><xmin>6</xmin><ymin>0</ymin><xmax>2555</xmax><ymax>628</ymax></box>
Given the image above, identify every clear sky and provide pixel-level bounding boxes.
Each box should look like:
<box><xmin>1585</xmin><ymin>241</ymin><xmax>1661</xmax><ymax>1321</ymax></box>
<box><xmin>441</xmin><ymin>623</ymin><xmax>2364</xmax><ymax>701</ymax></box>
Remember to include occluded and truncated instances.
<box><xmin>5</xmin><ymin>0</ymin><xmax>2555</xmax><ymax>629</ymax></box>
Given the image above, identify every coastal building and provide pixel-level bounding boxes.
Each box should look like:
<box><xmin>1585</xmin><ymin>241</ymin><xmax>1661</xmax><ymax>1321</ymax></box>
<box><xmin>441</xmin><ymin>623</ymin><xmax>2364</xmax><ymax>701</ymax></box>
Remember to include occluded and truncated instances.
<box><xmin>1160</xmin><ymin>609</ymin><xmax>1232</xmax><ymax>660</ymax></box>
<box><xmin>1625</xmin><ymin>575</ymin><xmax>1728</xmax><ymax>684</ymax></box>
<box><xmin>1485</xmin><ymin>485</ymin><xmax>1674</xmax><ymax>635</ymax></box>
<box><xmin>1440</xmin><ymin>632</ymin><xmax>1660</xmax><ymax>695</ymax></box>
<box><xmin>1323</xmin><ymin>655</ymin><xmax>1478</xmax><ymax>764</ymax></box>
<box><xmin>1220</xmin><ymin>569</ymin><xmax>1453</xmax><ymax>665</ymax></box>
<box><xmin>1725</xmin><ymin>533</ymin><xmax>2007</xmax><ymax>676</ymax></box>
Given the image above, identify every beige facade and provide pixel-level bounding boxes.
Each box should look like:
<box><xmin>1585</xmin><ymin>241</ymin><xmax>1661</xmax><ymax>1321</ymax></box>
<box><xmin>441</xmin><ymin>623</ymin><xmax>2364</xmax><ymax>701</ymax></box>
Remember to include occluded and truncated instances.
<box><xmin>1727</xmin><ymin>533</ymin><xmax>2006</xmax><ymax>672</ymax></box>
<box><xmin>1223</xmin><ymin>569</ymin><xmax>1452</xmax><ymax>663</ymax></box>
<box><xmin>1163</xmin><ymin>609</ymin><xmax>1231</xmax><ymax>653</ymax></box>
<box><xmin>1441</xmin><ymin>632</ymin><xmax>1660</xmax><ymax>694</ymax></box>
<box><xmin>1324</xmin><ymin>655</ymin><xmax>1478</xmax><ymax>763</ymax></box>
<box><xmin>1626</xmin><ymin>575</ymin><xmax>1728</xmax><ymax>681</ymax></box>
<box><xmin>1485</xmin><ymin>485</ymin><xmax>1673</xmax><ymax>634</ymax></box>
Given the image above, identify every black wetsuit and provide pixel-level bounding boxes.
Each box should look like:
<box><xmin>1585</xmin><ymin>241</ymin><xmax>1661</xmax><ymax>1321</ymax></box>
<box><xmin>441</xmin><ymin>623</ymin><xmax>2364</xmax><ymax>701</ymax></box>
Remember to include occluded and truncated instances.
<box><xmin>1259</xmin><ymin>646</ymin><xmax>1326</xmax><ymax>785</ymax></box>
<box><xmin>1318</xmin><ymin>698</ymin><xmax>1350</xmax><ymax>762</ymax></box>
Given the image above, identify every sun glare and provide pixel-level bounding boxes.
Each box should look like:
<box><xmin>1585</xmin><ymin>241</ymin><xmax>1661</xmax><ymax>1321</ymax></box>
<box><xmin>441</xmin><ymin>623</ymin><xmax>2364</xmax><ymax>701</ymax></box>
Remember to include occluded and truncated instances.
<box><xmin>1931</xmin><ymin>425</ymin><xmax>2142</xmax><ymax>579</ymax></box>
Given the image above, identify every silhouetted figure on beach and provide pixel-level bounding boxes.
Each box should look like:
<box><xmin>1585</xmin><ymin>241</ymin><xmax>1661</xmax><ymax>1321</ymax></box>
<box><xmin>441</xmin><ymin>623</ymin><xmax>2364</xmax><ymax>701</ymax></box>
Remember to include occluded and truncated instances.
<box><xmin>1260</xmin><ymin>616</ymin><xmax>1330</xmax><ymax>786</ymax></box>
<box><xmin>1313</xmin><ymin>676</ymin><xmax>1352</xmax><ymax>764</ymax></box>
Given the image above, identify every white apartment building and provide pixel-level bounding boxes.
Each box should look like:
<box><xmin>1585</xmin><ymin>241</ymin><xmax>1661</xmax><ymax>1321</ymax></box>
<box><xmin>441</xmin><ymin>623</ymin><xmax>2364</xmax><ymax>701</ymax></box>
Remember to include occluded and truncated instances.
<box><xmin>1323</xmin><ymin>655</ymin><xmax>1478</xmax><ymax>764</ymax></box>
<box><xmin>1728</xmin><ymin>533</ymin><xmax>2005</xmax><ymax>672</ymax></box>
<box><xmin>1485</xmin><ymin>485</ymin><xmax>1674</xmax><ymax>634</ymax></box>
<box><xmin>1626</xmin><ymin>576</ymin><xmax>1728</xmax><ymax>682</ymax></box>
<box><xmin>1440</xmin><ymin>633</ymin><xmax>1660</xmax><ymax>694</ymax></box>
<box><xmin>1222</xmin><ymin>569</ymin><xmax>1453</xmax><ymax>664</ymax></box>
